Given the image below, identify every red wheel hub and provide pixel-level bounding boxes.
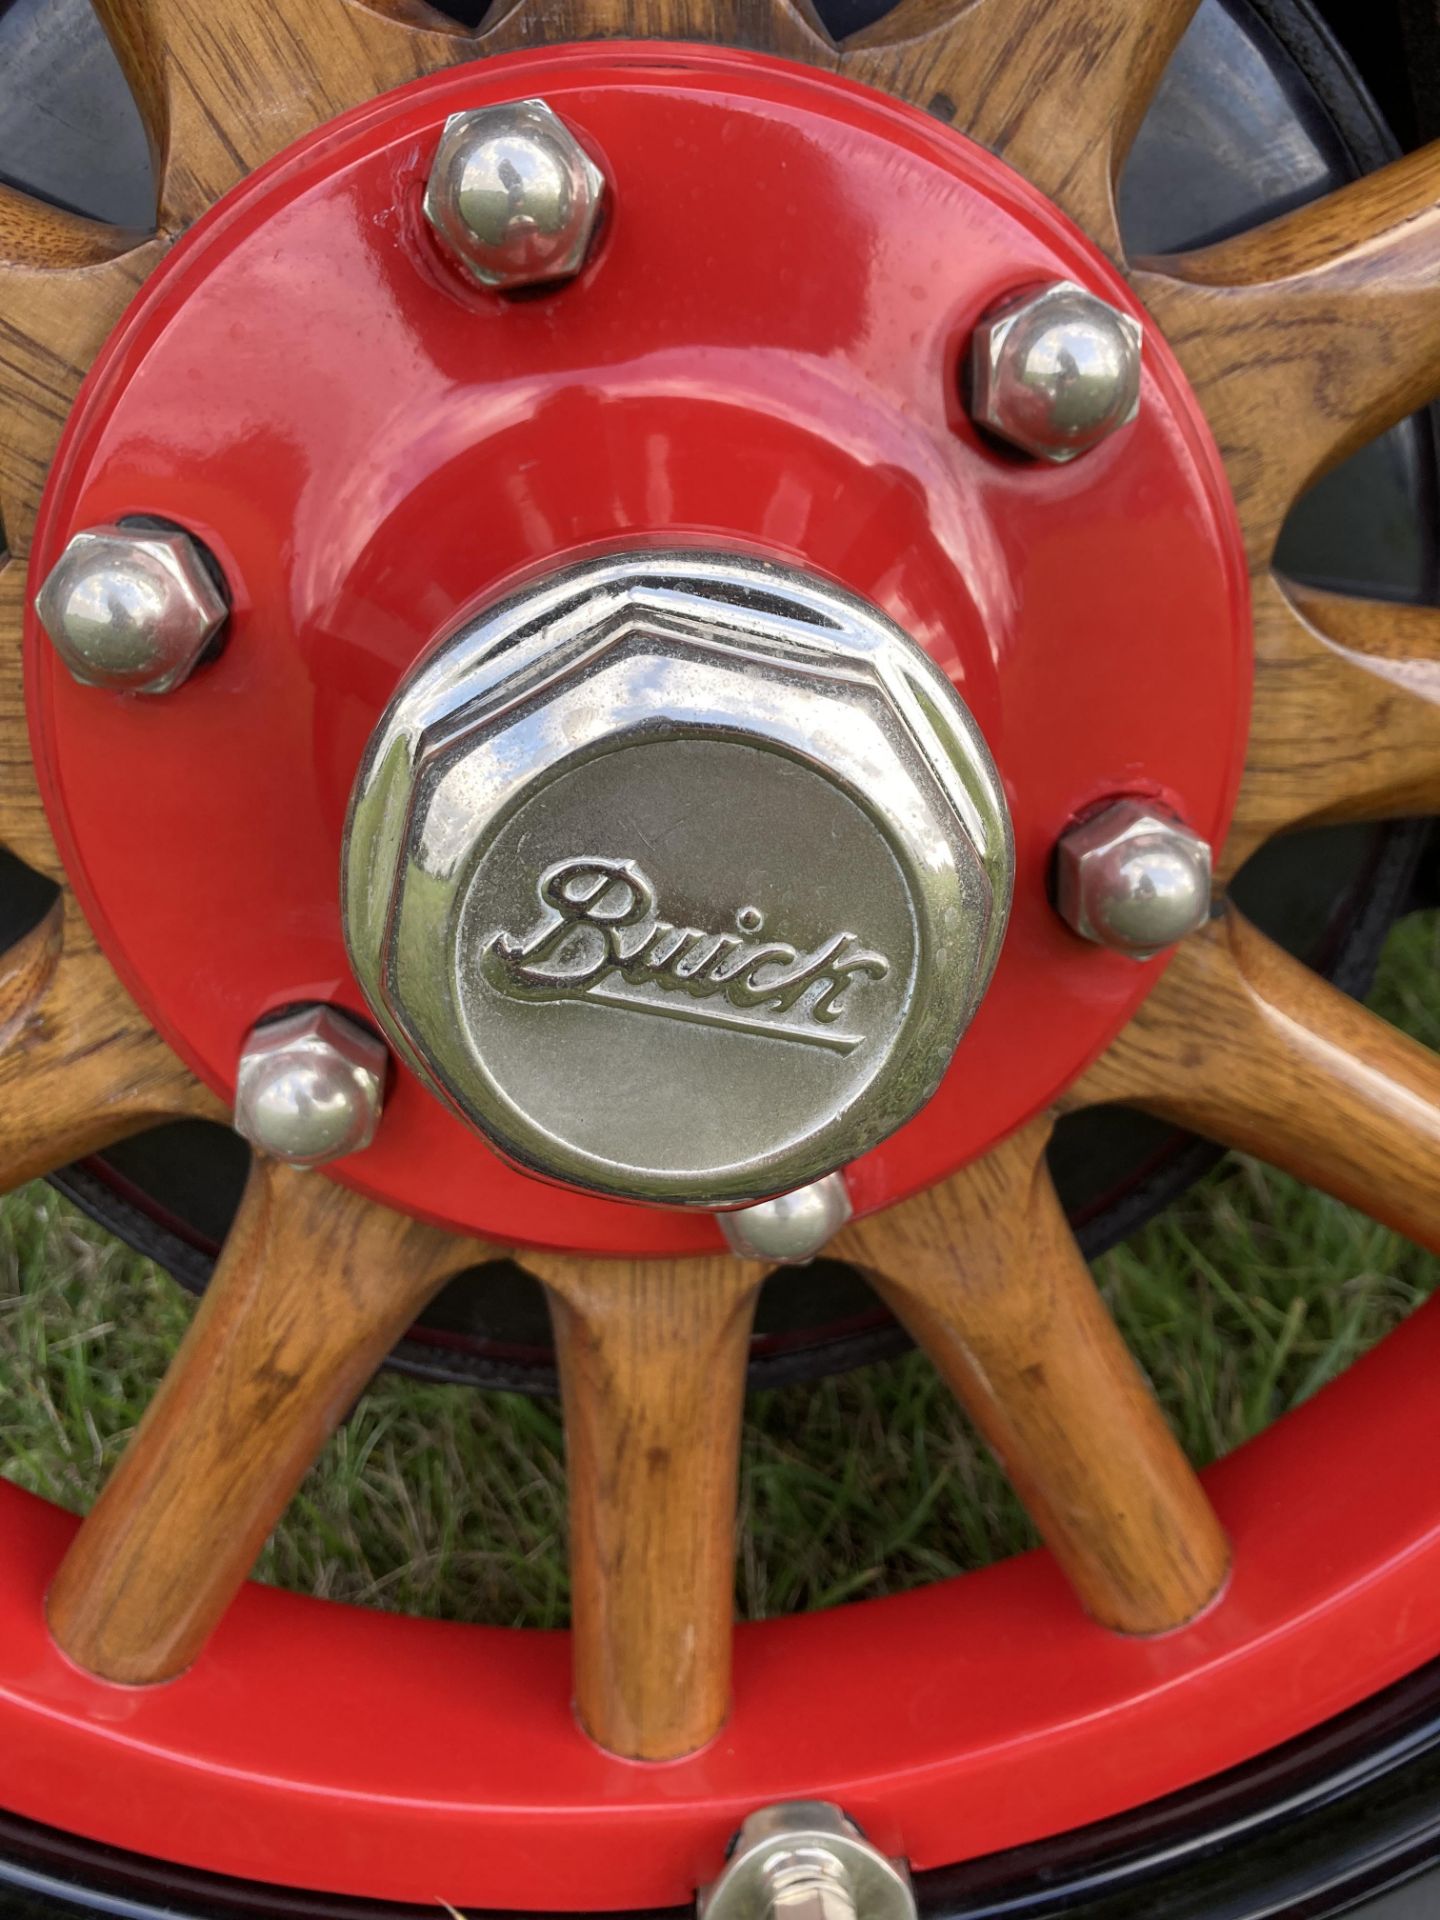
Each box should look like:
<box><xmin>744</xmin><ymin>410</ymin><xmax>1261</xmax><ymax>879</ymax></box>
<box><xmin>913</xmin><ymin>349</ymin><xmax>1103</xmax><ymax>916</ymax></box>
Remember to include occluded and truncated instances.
<box><xmin>26</xmin><ymin>44</ymin><xmax>1248</xmax><ymax>1253</ymax></box>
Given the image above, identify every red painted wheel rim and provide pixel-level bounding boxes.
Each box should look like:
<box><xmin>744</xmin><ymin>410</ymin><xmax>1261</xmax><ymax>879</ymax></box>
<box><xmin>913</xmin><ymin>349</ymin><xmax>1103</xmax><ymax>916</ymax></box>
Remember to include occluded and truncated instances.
<box><xmin>4</xmin><ymin>1301</ymin><xmax>1440</xmax><ymax>1907</ymax></box>
<box><xmin>9</xmin><ymin>45</ymin><xmax>1427</xmax><ymax>1919</ymax></box>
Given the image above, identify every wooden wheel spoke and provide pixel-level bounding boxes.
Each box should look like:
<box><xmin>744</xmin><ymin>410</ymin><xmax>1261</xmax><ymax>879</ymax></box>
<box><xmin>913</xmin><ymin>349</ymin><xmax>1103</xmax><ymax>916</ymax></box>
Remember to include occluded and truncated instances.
<box><xmin>1072</xmin><ymin>908</ymin><xmax>1440</xmax><ymax>1252</ymax></box>
<box><xmin>1134</xmin><ymin>142</ymin><xmax>1440</xmax><ymax>565</ymax></box>
<box><xmin>0</xmin><ymin>563</ymin><xmax>63</xmax><ymax>878</ymax></box>
<box><xmin>92</xmin><ymin>0</ymin><xmax>472</xmax><ymax>230</ymax></box>
<box><xmin>1224</xmin><ymin>575</ymin><xmax>1440</xmax><ymax>876</ymax></box>
<box><xmin>0</xmin><ymin>187</ymin><xmax>164</xmax><ymax>557</ymax></box>
<box><xmin>477</xmin><ymin>0</ymin><xmax>834</xmax><ymax>60</ymax></box>
<box><xmin>532</xmin><ymin>1251</ymin><xmax>765</xmax><ymax>1759</ymax></box>
<box><xmin>0</xmin><ymin>895</ymin><xmax>220</xmax><ymax>1191</ymax></box>
<box><xmin>839</xmin><ymin>0</ymin><xmax>1200</xmax><ymax>256</ymax></box>
<box><xmin>836</xmin><ymin>1118</ymin><xmax>1229</xmax><ymax>1633</ymax></box>
<box><xmin>47</xmin><ymin>1158</ymin><xmax>480</xmax><ymax>1682</ymax></box>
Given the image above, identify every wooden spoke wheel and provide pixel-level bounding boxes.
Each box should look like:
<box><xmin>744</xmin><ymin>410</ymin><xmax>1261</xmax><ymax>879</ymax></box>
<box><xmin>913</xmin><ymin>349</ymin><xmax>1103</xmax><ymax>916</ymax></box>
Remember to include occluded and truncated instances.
<box><xmin>0</xmin><ymin>0</ymin><xmax>1436</xmax><ymax>1909</ymax></box>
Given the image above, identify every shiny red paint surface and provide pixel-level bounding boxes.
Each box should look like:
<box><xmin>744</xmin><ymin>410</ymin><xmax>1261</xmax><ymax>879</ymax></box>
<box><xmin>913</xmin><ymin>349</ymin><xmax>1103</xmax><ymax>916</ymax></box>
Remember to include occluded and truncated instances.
<box><xmin>4</xmin><ymin>1289</ymin><xmax>1440</xmax><ymax>1908</ymax></box>
<box><xmin>27</xmin><ymin>48</ymin><xmax>1249</xmax><ymax>1252</ymax></box>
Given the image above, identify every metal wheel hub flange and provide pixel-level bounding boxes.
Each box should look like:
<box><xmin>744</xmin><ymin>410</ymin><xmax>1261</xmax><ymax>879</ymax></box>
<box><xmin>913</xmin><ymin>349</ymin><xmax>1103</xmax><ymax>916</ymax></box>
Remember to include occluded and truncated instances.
<box><xmin>26</xmin><ymin>45</ymin><xmax>1250</xmax><ymax>1252</ymax></box>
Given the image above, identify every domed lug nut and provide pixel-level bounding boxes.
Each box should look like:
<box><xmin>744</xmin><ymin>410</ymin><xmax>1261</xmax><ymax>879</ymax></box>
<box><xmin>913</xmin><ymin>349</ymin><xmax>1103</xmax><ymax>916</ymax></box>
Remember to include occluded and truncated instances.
<box><xmin>970</xmin><ymin>279</ymin><xmax>1143</xmax><ymax>462</ymax></box>
<box><xmin>718</xmin><ymin>1172</ymin><xmax>852</xmax><ymax>1265</ymax></box>
<box><xmin>34</xmin><ymin>524</ymin><xmax>227</xmax><ymax>694</ymax></box>
<box><xmin>699</xmin><ymin>1802</ymin><xmax>916</xmax><ymax>1920</ymax></box>
<box><xmin>422</xmin><ymin>99</ymin><xmax>606</xmax><ymax>292</ymax></box>
<box><xmin>1056</xmin><ymin>798</ymin><xmax>1213</xmax><ymax>959</ymax></box>
<box><xmin>234</xmin><ymin>1006</ymin><xmax>387</xmax><ymax>1168</ymax></box>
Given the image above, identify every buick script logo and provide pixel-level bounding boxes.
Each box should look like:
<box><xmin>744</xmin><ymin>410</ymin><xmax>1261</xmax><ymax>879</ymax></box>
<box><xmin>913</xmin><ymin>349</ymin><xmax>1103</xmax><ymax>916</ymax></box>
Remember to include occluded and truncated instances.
<box><xmin>483</xmin><ymin>857</ymin><xmax>890</xmax><ymax>1053</ymax></box>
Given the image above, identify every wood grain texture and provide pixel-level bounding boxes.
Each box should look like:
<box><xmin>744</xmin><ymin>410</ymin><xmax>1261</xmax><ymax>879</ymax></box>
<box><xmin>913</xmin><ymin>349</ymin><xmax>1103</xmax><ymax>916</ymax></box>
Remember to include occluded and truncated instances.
<box><xmin>48</xmin><ymin>1158</ymin><xmax>482</xmax><ymax>1683</ymax></box>
<box><xmin>1222</xmin><ymin>575</ymin><xmax>1440</xmax><ymax>877</ymax></box>
<box><xmin>533</xmin><ymin>1251</ymin><xmax>765</xmax><ymax>1759</ymax></box>
<box><xmin>840</xmin><ymin>0</ymin><xmax>1199</xmax><ymax>257</ymax></box>
<box><xmin>0</xmin><ymin>188</ymin><xmax>166</xmax><ymax>557</ymax></box>
<box><xmin>0</xmin><ymin>562</ymin><xmax>63</xmax><ymax>879</ymax></box>
<box><xmin>477</xmin><ymin>0</ymin><xmax>833</xmax><ymax>58</ymax></box>
<box><xmin>0</xmin><ymin>894</ymin><xmax>60</xmax><ymax>1036</ymax></box>
<box><xmin>1134</xmin><ymin>142</ymin><xmax>1440</xmax><ymax>566</ymax></box>
<box><xmin>92</xmin><ymin>0</ymin><xmax>471</xmax><ymax>231</ymax></box>
<box><xmin>1071</xmin><ymin>908</ymin><xmax>1440</xmax><ymax>1252</ymax></box>
<box><xmin>835</xmin><ymin>1117</ymin><xmax>1229</xmax><ymax>1634</ymax></box>
<box><xmin>0</xmin><ymin>894</ymin><xmax>221</xmax><ymax>1192</ymax></box>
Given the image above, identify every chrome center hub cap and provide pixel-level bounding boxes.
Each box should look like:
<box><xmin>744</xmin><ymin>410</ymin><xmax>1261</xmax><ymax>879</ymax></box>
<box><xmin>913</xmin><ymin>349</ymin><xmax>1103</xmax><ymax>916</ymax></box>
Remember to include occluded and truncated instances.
<box><xmin>345</xmin><ymin>551</ymin><xmax>1010</xmax><ymax>1207</ymax></box>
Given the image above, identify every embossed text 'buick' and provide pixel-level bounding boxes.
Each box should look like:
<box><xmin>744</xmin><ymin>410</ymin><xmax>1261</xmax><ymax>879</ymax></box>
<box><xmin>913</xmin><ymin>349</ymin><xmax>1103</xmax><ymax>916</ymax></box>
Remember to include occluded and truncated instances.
<box><xmin>483</xmin><ymin>858</ymin><xmax>891</xmax><ymax>1053</ymax></box>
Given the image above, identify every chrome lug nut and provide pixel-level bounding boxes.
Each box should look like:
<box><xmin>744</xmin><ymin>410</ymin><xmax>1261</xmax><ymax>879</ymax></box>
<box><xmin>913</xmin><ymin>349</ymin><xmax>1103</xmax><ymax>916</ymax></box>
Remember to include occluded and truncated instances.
<box><xmin>1056</xmin><ymin>797</ymin><xmax>1213</xmax><ymax>958</ymax></box>
<box><xmin>699</xmin><ymin>1802</ymin><xmax>915</xmax><ymax>1920</ymax></box>
<box><xmin>423</xmin><ymin>99</ymin><xmax>606</xmax><ymax>291</ymax></box>
<box><xmin>234</xmin><ymin>1006</ymin><xmax>387</xmax><ymax>1168</ymax></box>
<box><xmin>35</xmin><ymin>524</ymin><xmax>227</xmax><ymax>694</ymax></box>
<box><xmin>719</xmin><ymin>1173</ymin><xmax>852</xmax><ymax>1265</ymax></box>
<box><xmin>970</xmin><ymin>279</ymin><xmax>1142</xmax><ymax>462</ymax></box>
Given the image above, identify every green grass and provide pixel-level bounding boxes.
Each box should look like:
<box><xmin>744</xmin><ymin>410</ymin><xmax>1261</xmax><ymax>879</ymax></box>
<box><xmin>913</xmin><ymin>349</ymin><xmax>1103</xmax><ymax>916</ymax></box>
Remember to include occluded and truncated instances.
<box><xmin>1</xmin><ymin>911</ymin><xmax>1436</xmax><ymax>1628</ymax></box>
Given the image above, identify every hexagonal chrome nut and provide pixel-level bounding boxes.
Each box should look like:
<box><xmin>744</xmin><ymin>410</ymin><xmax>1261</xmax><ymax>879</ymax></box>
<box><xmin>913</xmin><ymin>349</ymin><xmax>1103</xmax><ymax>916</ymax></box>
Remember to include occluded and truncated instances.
<box><xmin>34</xmin><ymin>524</ymin><xmax>227</xmax><ymax>694</ymax></box>
<box><xmin>422</xmin><ymin>99</ymin><xmax>606</xmax><ymax>291</ymax></box>
<box><xmin>698</xmin><ymin>1801</ymin><xmax>916</xmax><ymax>1920</ymax></box>
<box><xmin>234</xmin><ymin>1006</ymin><xmax>387</xmax><ymax>1168</ymax></box>
<box><xmin>343</xmin><ymin>551</ymin><xmax>1014</xmax><ymax>1209</ymax></box>
<box><xmin>1056</xmin><ymin>798</ymin><xmax>1213</xmax><ymax>958</ymax></box>
<box><xmin>971</xmin><ymin>279</ymin><xmax>1142</xmax><ymax>462</ymax></box>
